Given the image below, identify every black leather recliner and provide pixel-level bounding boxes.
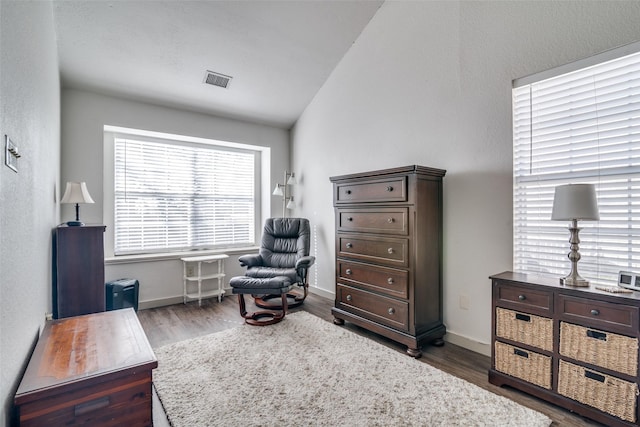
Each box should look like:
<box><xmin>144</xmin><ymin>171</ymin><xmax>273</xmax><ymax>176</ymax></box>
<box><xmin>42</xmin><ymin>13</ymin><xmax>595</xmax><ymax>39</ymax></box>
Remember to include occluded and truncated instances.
<box><xmin>237</xmin><ymin>217</ymin><xmax>315</xmax><ymax>309</ymax></box>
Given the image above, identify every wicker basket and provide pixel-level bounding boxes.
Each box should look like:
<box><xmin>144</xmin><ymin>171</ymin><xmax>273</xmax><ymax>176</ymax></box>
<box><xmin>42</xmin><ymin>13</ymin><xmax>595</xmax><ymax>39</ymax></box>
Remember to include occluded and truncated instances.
<box><xmin>558</xmin><ymin>360</ymin><xmax>639</xmax><ymax>423</ymax></box>
<box><xmin>494</xmin><ymin>341</ymin><xmax>552</xmax><ymax>389</ymax></box>
<box><xmin>560</xmin><ymin>322</ymin><xmax>638</xmax><ymax>376</ymax></box>
<box><xmin>495</xmin><ymin>307</ymin><xmax>553</xmax><ymax>352</ymax></box>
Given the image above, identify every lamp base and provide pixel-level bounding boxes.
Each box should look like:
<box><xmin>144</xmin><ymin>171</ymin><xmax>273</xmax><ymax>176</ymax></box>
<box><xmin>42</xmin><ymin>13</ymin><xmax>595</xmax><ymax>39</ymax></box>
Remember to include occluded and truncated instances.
<box><xmin>66</xmin><ymin>221</ymin><xmax>84</xmax><ymax>227</ymax></box>
<box><xmin>559</xmin><ymin>276</ymin><xmax>590</xmax><ymax>287</ymax></box>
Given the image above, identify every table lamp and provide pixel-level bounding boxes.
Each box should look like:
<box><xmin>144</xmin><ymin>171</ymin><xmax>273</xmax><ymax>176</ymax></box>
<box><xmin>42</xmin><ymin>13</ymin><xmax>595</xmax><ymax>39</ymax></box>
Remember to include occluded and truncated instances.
<box><xmin>551</xmin><ymin>183</ymin><xmax>600</xmax><ymax>287</ymax></box>
<box><xmin>60</xmin><ymin>181</ymin><xmax>95</xmax><ymax>226</ymax></box>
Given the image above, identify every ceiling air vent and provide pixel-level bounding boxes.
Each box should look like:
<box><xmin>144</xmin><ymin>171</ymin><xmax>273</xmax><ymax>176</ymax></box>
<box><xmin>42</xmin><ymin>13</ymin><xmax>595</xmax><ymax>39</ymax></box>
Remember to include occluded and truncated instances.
<box><xmin>203</xmin><ymin>70</ymin><xmax>232</xmax><ymax>89</ymax></box>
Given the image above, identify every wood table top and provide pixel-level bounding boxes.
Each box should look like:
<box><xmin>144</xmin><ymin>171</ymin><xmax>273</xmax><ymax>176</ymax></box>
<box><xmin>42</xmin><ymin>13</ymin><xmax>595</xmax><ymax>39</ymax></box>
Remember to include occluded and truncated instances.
<box><xmin>15</xmin><ymin>308</ymin><xmax>157</xmax><ymax>405</ymax></box>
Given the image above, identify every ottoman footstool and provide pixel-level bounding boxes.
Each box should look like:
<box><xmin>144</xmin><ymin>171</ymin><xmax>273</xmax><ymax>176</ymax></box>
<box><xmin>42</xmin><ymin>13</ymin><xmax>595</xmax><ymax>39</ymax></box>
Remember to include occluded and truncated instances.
<box><xmin>229</xmin><ymin>276</ymin><xmax>293</xmax><ymax>326</ymax></box>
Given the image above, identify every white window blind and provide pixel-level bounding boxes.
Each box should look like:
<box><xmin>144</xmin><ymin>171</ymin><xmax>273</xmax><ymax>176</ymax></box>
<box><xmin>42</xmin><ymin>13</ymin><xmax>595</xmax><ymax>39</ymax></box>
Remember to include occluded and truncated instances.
<box><xmin>114</xmin><ymin>137</ymin><xmax>255</xmax><ymax>255</ymax></box>
<box><xmin>513</xmin><ymin>49</ymin><xmax>640</xmax><ymax>285</ymax></box>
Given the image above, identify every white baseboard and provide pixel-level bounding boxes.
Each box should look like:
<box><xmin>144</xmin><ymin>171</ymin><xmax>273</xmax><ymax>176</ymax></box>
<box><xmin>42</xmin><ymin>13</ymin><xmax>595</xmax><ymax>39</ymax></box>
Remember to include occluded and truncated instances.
<box><xmin>308</xmin><ymin>286</ymin><xmax>334</xmax><ymax>299</ymax></box>
<box><xmin>444</xmin><ymin>331</ymin><xmax>490</xmax><ymax>357</ymax></box>
<box><xmin>138</xmin><ymin>296</ymin><xmax>184</xmax><ymax>310</ymax></box>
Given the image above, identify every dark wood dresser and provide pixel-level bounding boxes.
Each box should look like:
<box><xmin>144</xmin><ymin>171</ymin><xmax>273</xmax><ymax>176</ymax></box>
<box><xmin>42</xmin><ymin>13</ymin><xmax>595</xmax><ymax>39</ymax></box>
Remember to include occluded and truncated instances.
<box><xmin>490</xmin><ymin>271</ymin><xmax>640</xmax><ymax>426</ymax></box>
<box><xmin>53</xmin><ymin>224</ymin><xmax>106</xmax><ymax>319</ymax></box>
<box><xmin>14</xmin><ymin>308</ymin><xmax>157</xmax><ymax>426</ymax></box>
<box><xmin>330</xmin><ymin>165</ymin><xmax>446</xmax><ymax>357</ymax></box>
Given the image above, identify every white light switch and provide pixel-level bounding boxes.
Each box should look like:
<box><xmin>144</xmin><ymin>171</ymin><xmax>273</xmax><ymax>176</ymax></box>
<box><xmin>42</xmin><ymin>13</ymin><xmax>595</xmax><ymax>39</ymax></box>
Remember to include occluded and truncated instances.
<box><xmin>5</xmin><ymin>135</ymin><xmax>19</xmax><ymax>172</ymax></box>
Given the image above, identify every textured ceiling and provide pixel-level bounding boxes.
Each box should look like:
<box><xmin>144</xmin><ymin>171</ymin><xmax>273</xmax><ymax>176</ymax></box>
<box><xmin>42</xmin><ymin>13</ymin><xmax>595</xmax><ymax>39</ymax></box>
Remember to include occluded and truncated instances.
<box><xmin>52</xmin><ymin>1</ymin><xmax>383</xmax><ymax>129</ymax></box>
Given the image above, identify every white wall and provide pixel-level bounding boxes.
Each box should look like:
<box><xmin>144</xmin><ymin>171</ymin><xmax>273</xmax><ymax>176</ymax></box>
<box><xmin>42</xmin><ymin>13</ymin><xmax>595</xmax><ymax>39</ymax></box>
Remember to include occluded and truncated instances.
<box><xmin>291</xmin><ymin>0</ymin><xmax>640</xmax><ymax>354</ymax></box>
<box><xmin>0</xmin><ymin>2</ymin><xmax>60</xmax><ymax>425</ymax></box>
<box><xmin>61</xmin><ymin>89</ymin><xmax>290</xmax><ymax>306</ymax></box>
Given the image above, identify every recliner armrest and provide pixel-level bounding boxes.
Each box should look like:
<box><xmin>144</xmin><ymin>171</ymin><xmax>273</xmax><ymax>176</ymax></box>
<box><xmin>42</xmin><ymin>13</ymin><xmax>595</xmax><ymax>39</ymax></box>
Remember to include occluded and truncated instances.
<box><xmin>238</xmin><ymin>254</ymin><xmax>263</xmax><ymax>267</ymax></box>
<box><xmin>295</xmin><ymin>256</ymin><xmax>316</xmax><ymax>269</ymax></box>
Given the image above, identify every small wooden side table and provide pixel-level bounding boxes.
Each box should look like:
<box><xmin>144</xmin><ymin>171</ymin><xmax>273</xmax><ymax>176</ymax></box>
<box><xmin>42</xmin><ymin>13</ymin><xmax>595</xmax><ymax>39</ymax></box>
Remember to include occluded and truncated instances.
<box><xmin>14</xmin><ymin>308</ymin><xmax>157</xmax><ymax>426</ymax></box>
<box><xmin>181</xmin><ymin>254</ymin><xmax>228</xmax><ymax>306</ymax></box>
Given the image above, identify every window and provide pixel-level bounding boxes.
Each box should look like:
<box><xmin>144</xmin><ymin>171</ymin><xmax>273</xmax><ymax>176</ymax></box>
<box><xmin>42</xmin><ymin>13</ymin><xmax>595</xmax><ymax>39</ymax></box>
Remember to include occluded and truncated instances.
<box><xmin>513</xmin><ymin>46</ymin><xmax>640</xmax><ymax>285</ymax></box>
<box><xmin>112</xmin><ymin>133</ymin><xmax>258</xmax><ymax>255</ymax></box>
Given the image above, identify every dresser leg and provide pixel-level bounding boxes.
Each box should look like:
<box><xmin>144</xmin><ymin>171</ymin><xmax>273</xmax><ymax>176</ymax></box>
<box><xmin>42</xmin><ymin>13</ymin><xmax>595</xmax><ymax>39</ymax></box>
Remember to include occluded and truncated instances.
<box><xmin>407</xmin><ymin>347</ymin><xmax>422</xmax><ymax>358</ymax></box>
<box><xmin>432</xmin><ymin>338</ymin><xmax>445</xmax><ymax>347</ymax></box>
<box><xmin>333</xmin><ymin>317</ymin><xmax>345</xmax><ymax>325</ymax></box>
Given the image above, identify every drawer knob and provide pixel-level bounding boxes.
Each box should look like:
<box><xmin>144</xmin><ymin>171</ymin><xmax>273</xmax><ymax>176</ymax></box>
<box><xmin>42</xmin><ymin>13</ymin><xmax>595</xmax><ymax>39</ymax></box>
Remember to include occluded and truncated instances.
<box><xmin>387</xmin><ymin>248</ymin><xmax>394</xmax><ymax>254</ymax></box>
<box><xmin>388</xmin><ymin>308</ymin><xmax>395</xmax><ymax>315</ymax></box>
<box><xmin>518</xmin><ymin>295</ymin><xmax>526</xmax><ymax>301</ymax></box>
<box><xmin>386</xmin><ymin>186</ymin><xmax>394</xmax><ymax>192</ymax></box>
<box><xmin>346</xmin><ymin>242</ymin><xmax>353</xmax><ymax>248</ymax></box>
<box><xmin>345</xmin><ymin>269</ymin><xmax>352</xmax><ymax>275</ymax></box>
<box><xmin>387</xmin><ymin>278</ymin><xmax>394</xmax><ymax>284</ymax></box>
<box><xmin>590</xmin><ymin>309</ymin><xmax>600</xmax><ymax>316</ymax></box>
<box><xmin>387</xmin><ymin>217</ymin><xmax>395</xmax><ymax>223</ymax></box>
<box><xmin>346</xmin><ymin>190</ymin><xmax>352</xmax><ymax>195</ymax></box>
<box><xmin>346</xmin><ymin>294</ymin><xmax>352</xmax><ymax>302</ymax></box>
<box><xmin>347</xmin><ymin>217</ymin><xmax>353</xmax><ymax>221</ymax></box>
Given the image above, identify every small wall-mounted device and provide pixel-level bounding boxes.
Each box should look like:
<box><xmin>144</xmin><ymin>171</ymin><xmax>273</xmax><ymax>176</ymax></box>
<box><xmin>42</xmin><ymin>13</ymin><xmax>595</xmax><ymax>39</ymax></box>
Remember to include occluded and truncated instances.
<box><xmin>618</xmin><ymin>271</ymin><xmax>640</xmax><ymax>290</ymax></box>
<box><xmin>5</xmin><ymin>135</ymin><xmax>20</xmax><ymax>172</ymax></box>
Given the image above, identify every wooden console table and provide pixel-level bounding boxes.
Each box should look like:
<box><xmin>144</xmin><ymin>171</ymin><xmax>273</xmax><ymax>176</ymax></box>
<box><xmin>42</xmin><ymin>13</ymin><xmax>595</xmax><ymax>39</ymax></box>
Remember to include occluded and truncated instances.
<box><xmin>14</xmin><ymin>308</ymin><xmax>157</xmax><ymax>426</ymax></box>
<box><xmin>490</xmin><ymin>271</ymin><xmax>640</xmax><ymax>426</ymax></box>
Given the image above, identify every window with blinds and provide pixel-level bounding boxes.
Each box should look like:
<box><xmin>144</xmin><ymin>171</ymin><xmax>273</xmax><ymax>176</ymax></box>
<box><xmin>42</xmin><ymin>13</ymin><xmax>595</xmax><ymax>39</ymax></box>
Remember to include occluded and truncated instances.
<box><xmin>513</xmin><ymin>48</ymin><xmax>640</xmax><ymax>285</ymax></box>
<box><xmin>114</xmin><ymin>137</ymin><xmax>256</xmax><ymax>255</ymax></box>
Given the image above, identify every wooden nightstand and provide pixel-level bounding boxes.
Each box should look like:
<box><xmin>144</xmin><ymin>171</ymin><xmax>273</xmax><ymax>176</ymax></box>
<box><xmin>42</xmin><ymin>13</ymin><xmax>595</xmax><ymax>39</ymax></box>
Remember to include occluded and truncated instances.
<box><xmin>53</xmin><ymin>224</ymin><xmax>106</xmax><ymax>319</ymax></box>
<box><xmin>14</xmin><ymin>308</ymin><xmax>157</xmax><ymax>426</ymax></box>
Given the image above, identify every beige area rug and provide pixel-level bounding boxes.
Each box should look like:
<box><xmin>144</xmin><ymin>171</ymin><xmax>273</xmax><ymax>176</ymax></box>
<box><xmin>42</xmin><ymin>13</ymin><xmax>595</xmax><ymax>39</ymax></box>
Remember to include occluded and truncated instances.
<box><xmin>153</xmin><ymin>312</ymin><xmax>551</xmax><ymax>427</ymax></box>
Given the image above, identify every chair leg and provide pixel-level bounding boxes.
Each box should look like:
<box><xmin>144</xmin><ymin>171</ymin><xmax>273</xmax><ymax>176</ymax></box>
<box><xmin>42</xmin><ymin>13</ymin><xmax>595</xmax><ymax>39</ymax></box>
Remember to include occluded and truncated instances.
<box><xmin>237</xmin><ymin>293</ymin><xmax>288</xmax><ymax>326</ymax></box>
<box><xmin>295</xmin><ymin>281</ymin><xmax>309</xmax><ymax>303</ymax></box>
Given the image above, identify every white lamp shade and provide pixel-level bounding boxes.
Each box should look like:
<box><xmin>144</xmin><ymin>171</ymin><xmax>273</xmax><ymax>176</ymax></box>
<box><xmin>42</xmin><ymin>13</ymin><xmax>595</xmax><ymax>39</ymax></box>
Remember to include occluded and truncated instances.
<box><xmin>286</xmin><ymin>198</ymin><xmax>295</xmax><ymax>209</ymax></box>
<box><xmin>551</xmin><ymin>184</ymin><xmax>599</xmax><ymax>221</ymax></box>
<box><xmin>272</xmin><ymin>184</ymin><xmax>284</xmax><ymax>196</ymax></box>
<box><xmin>60</xmin><ymin>182</ymin><xmax>95</xmax><ymax>204</ymax></box>
<box><xmin>286</xmin><ymin>173</ymin><xmax>297</xmax><ymax>185</ymax></box>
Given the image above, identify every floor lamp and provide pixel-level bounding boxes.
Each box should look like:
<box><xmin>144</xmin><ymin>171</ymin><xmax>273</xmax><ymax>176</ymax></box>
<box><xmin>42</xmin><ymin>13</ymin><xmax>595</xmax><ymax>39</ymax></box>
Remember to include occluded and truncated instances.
<box><xmin>272</xmin><ymin>171</ymin><xmax>296</xmax><ymax>217</ymax></box>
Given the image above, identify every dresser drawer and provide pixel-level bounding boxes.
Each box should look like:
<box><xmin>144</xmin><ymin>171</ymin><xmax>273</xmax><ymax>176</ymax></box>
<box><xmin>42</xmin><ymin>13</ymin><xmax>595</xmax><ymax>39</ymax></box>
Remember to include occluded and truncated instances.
<box><xmin>338</xmin><ymin>260</ymin><xmax>408</xmax><ymax>299</ymax></box>
<box><xmin>337</xmin><ymin>208</ymin><xmax>409</xmax><ymax>235</ymax></box>
<box><xmin>335</xmin><ymin>176</ymin><xmax>407</xmax><ymax>204</ymax></box>
<box><xmin>494</xmin><ymin>341</ymin><xmax>552</xmax><ymax>389</ymax></box>
<box><xmin>558</xmin><ymin>360</ymin><xmax>637</xmax><ymax>423</ymax></box>
<box><xmin>337</xmin><ymin>233</ymin><xmax>408</xmax><ymax>268</ymax></box>
<box><xmin>495</xmin><ymin>283</ymin><xmax>552</xmax><ymax>315</ymax></box>
<box><xmin>336</xmin><ymin>284</ymin><xmax>409</xmax><ymax>331</ymax></box>
<box><xmin>495</xmin><ymin>307</ymin><xmax>553</xmax><ymax>352</ymax></box>
<box><xmin>560</xmin><ymin>322</ymin><xmax>638</xmax><ymax>376</ymax></box>
<box><xmin>557</xmin><ymin>294</ymin><xmax>639</xmax><ymax>336</ymax></box>
<box><xmin>17</xmin><ymin>371</ymin><xmax>152</xmax><ymax>427</ymax></box>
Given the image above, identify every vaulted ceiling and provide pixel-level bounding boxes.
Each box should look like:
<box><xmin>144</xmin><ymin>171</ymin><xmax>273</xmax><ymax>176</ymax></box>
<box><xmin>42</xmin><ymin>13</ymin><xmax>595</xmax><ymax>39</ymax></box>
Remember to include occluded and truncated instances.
<box><xmin>52</xmin><ymin>1</ymin><xmax>383</xmax><ymax>129</ymax></box>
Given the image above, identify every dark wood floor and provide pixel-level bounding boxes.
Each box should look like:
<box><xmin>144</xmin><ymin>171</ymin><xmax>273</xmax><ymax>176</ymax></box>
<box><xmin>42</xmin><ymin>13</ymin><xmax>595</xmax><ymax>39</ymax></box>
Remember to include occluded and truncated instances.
<box><xmin>137</xmin><ymin>292</ymin><xmax>600</xmax><ymax>427</ymax></box>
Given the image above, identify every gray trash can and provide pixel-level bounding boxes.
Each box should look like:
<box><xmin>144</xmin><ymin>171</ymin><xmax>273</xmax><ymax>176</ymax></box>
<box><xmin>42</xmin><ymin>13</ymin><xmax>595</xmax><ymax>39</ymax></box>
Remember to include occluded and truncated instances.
<box><xmin>105</xmin><ymin>278</ymin><xmax>139</xmax><ymax>311</ymax></box>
